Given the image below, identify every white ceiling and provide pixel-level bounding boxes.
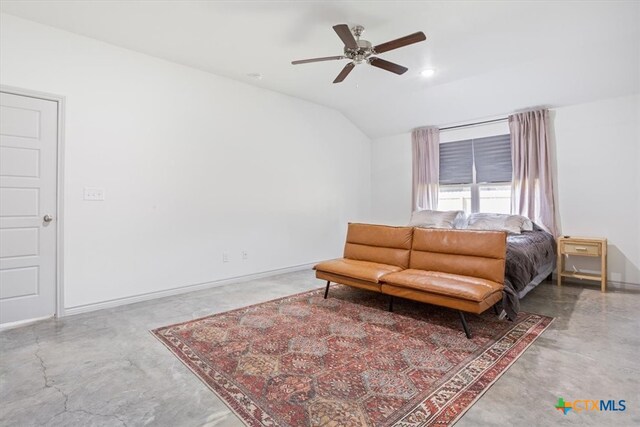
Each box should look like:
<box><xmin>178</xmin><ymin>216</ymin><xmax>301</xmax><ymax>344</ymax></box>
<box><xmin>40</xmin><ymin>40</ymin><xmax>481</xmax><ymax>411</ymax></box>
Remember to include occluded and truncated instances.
<box><xmin>1</xmin><ymin>1</ymin><xmax>639</xmax><ymax>138</ymax></box>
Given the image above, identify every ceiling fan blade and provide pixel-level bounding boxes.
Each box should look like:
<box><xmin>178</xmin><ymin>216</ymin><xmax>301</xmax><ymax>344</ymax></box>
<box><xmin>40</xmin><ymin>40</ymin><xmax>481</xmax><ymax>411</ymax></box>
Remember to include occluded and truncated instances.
<box><xmin>291</xmin><ymin>55</ymin><xmax>345</xmax><ymax>65</ymax></box>
<box><xmin>369</xmin><ymin>57</ymin><xmax>408</xmax><ymax>75</ymax></box>
<box><xmin>374</xmin><ymin>31</ymin><xmax>426</xmax><ymax>54</ymax></box>
<box><xmin>333</xmin><ymin>62</ymin><xmax>355</xmax><ymax>83</ymax></box>
<box><xmin>333</xmin><ymin>24</ymin><xmax>358</xmax><ymax>49</ymax></box>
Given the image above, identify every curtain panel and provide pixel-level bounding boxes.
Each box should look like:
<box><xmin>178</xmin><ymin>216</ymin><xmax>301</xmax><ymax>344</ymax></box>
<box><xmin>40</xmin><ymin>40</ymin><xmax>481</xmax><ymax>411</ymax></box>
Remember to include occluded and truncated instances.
<box><xmin>509</xmin><ymin>109</ymin><xmax>558</xmax><ymax>235</ymax></box>
<box><xmin>411</xmin><ymin>127</ymin><xmax>440</xmax><ymax>211</ymax></box>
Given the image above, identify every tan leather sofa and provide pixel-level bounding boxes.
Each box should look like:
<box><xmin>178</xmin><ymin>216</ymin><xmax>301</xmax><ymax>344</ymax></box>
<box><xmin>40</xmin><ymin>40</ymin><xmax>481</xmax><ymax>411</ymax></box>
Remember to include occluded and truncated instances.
<box><xmin>314</xmin><ymin>223</ymin><xmax>507</xmax><ymax>338</ymax></box>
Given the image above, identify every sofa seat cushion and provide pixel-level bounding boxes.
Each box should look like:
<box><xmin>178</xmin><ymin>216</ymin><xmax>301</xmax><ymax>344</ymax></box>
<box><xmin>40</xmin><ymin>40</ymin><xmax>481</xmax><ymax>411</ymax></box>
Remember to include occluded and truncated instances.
<box><xmin>381</xmin><ymin>270</ymin><xmax>503</xmax><ymax>302</ymax></box>
<box><xmin>314</xmin><ymin>259</ymin><xmax>403</xmax><ymax>283</ymax></box>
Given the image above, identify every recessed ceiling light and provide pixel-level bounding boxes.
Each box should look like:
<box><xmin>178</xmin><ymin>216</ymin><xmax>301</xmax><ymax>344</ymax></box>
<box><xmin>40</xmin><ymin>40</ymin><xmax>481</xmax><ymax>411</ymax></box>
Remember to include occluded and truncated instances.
<box><xmin>421</xmin><ymin>69</ymin><xmax>435</xmax><ymax>78</ymax></box>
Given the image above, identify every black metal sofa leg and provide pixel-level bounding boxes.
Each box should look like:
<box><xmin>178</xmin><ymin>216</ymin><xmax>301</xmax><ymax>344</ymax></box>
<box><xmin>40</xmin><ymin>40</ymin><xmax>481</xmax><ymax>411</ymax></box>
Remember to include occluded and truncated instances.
<box><xmin>458</xmin><ymin>311</ymin><xmax>472</xmax><ymax>339</ymax></box>
<box><xmin>493</xmin><ymin>303</ymin><xmax>500</xmax><ymax>316</ymax></box>
<box><xmin>324</xmin><ymin>281</ymin><xmax>330</xmax><ymax>299</ymax></box>
<box><xmin>388</xmin><ymin>296</ymin><xmax>394</xmax><ymax>312</ymax></box>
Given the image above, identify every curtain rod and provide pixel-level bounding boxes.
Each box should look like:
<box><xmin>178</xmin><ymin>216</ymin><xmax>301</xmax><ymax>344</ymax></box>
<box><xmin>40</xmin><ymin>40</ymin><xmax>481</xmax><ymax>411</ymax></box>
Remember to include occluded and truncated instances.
<box><xmin>439</xmin><ymin>117</ymin><xmax>508</xmax><ymax>131</ymax></box>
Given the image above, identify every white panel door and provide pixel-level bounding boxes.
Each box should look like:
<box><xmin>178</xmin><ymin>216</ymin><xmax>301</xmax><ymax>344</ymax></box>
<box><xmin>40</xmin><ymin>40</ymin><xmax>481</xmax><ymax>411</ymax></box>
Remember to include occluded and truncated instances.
<box><xmin>0</xmin><ymin>92</ymin><xmax>58</xmax><ymax>324</ymax></box>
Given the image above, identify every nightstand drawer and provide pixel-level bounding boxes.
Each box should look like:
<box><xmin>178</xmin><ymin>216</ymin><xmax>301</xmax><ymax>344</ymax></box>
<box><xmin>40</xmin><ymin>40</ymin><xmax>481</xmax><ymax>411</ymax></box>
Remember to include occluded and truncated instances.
<box><xmin>562</xmin><ymin>242</ymin><xmax>600</xmax><ymax>256</ymax></box>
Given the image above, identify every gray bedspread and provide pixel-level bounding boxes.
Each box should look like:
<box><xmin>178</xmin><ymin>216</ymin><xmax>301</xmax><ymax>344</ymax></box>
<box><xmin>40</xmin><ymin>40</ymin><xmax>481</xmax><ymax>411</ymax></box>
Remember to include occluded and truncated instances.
<box><xmin>502</xmin><ymin>225</ymin><xmax>556</xmax><ymax>320</ymax></box>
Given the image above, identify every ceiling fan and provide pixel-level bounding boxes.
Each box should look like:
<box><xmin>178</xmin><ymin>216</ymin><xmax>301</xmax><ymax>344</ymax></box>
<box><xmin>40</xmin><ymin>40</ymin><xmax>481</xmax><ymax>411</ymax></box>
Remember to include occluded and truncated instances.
<box><xmin>291</xmin><ymin>24</ymin><xmax>426</xmax><ymax>83</ymax></box>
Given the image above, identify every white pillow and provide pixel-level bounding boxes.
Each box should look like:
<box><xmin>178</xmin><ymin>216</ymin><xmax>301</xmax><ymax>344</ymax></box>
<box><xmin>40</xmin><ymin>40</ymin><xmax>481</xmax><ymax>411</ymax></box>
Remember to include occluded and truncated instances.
<box><xmin>409</xmin><ymin>210</ymin><xmax>465</xmax><ymax>229</ymax></box>
<box><xmin>466</xmin><ymin>213</ymin><xmax>533</xmax><ymax>234</ymax></box>
<box><xmin>521</xmin><ymin>216</ymin><xmax>534</xmax><ymax>231</ymax></box>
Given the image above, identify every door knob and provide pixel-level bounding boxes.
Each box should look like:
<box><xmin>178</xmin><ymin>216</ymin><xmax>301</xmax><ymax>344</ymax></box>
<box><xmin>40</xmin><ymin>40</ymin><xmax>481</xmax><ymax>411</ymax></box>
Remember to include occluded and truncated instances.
<box><xmin>43</xmin><ymin>214</ymin><xmax>54</xmax><ymax>223</ymax></box>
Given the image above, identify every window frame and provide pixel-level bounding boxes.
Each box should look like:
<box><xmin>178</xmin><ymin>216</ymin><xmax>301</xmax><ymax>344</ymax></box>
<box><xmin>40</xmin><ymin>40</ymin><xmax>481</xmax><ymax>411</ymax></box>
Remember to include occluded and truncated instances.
<box><xmin>438</xmin><ymin>134</ymin><xmax>512</xmax><ymax>214</ymax></box>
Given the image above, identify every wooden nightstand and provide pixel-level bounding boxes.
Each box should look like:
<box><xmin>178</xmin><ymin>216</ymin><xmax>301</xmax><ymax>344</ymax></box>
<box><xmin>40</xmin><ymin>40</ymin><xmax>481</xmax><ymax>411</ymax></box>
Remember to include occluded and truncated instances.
<box><xmin>557</xmin><ymin>236</ymin><xmax>607</xmax><ymax>292</ymax></box>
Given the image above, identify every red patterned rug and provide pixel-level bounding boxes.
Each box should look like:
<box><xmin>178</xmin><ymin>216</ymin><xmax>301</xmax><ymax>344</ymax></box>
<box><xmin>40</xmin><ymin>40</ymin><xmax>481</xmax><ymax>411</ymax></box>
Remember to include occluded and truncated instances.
<box><xmin>152</xmin><ymin>285</ymin><xmax>552</xmax><ymax>426</ymax></box>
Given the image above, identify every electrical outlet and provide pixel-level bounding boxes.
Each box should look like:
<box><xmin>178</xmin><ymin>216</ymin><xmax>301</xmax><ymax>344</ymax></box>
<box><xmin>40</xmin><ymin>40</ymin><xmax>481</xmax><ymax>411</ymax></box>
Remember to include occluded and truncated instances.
<box><xmin>241</xmin><ymin>250</ymin><xmax>248</xmax><ymax>261</ymax></box>
<box><xmin>83</xmin><ymin>187</ymin><xmax>105</xmax><ymax>201</ymax></box>
<box><xmin>222</xmin><ymin>251</ymin><xmax>229</xmax><ymax>263</ymax></box>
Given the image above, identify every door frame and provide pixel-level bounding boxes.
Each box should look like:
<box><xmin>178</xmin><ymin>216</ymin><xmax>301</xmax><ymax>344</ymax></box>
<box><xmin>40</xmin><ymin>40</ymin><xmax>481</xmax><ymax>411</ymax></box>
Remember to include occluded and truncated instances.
<box><xmin>1</xmin><ymin>85</ymin><xmax>66</xmax><ymax>320</ymax></box>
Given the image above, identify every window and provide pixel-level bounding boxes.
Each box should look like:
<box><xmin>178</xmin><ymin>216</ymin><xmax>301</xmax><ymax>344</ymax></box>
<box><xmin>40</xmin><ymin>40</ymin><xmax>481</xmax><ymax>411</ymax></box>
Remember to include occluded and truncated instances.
<box><xmin>438</xmin><ymin>134</ymin><xmax>512</xmax><ymax>214</ymax></box>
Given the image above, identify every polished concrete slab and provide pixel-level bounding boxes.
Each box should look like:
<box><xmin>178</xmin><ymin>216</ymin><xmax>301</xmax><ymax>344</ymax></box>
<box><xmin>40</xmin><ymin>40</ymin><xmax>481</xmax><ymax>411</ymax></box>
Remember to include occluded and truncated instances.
<box><xmin>1</xmin><ymin>270</ymin><xmax>638</xmax><ymax>426</ymax></box>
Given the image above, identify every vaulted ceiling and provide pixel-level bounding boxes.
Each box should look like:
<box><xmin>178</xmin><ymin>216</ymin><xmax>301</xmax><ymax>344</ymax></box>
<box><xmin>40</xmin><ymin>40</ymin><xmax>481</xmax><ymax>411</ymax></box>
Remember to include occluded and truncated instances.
<box><xmin>1</xmin><ymin>1</ymin><xmax>638</xmax><ymax>138</ymax></box>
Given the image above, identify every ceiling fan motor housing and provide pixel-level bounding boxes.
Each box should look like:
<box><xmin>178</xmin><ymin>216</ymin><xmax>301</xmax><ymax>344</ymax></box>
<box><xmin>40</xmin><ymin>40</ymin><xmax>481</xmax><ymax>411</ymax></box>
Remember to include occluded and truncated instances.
<box><xmin>344</xmin><ymin>39</ymin><xmax>373</xmax><ymax>64</ymax></box>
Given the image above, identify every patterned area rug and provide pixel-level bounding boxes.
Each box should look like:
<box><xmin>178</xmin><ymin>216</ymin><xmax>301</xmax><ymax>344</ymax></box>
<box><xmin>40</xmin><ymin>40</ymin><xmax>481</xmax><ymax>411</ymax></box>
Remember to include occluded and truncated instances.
<box><xmin>152</xmin><ymin>285</ymin><xmax>552</xmax><ymax>426</ymax></box>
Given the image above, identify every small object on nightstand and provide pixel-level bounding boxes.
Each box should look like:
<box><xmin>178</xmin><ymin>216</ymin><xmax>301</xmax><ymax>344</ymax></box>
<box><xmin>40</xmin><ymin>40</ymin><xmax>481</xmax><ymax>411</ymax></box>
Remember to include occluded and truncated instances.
<box><xmin>557</xmin><ymin>236</ymin><xmax>607</xmax><ymax>292</ymax></box>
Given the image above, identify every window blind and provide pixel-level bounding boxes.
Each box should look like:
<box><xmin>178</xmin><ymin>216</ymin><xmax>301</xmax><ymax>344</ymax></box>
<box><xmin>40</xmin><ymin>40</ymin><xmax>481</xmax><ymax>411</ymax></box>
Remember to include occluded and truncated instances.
<box><xmin>473</xmin><ymin>134</ymin><xmax>512</xmax><ymax>183</ymax></box>
<box><xmin>438</xmin><ymin>134</ymin><xmax>512</xmax><ymax>185</ymax></box>
<box><xmin>439</xmin><ymin>140</ymin><xmax>473</xmax><ymax>185</ymax></box>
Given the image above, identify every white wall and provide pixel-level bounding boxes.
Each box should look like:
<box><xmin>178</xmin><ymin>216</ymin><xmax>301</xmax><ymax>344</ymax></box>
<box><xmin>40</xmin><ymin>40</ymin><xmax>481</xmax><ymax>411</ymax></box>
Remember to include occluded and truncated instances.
<box><xmin>371</xmin><ymin>95</ymin><xmax>640</xmax><ymax>285</ymax></box>
<box><xmin>553</xmin><ymin>95</ymin><xmax>639</xmax><ymax>285</ymax></box>
<box><xmin>0</xmin><ymin>14</ymin><xmax>372</xmax><ymax>310</ymax></box>
<box><xmin>370</xmin><ymin>132</ymin><xmax>412</xmax><ymax>225</ymax></box>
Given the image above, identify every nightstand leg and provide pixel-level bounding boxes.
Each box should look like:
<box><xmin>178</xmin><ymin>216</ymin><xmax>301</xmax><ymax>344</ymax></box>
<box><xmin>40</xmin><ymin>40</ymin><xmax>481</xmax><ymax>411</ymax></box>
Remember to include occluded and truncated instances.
<box><xmin>557</xmin><ymin>252</ymin><xmax>563</xmax><ymax>287</ymax></box>
<box><xmin>601</xmin><ymin>250</ymin><xmax>607</xmax><ymax>292</ymax></box>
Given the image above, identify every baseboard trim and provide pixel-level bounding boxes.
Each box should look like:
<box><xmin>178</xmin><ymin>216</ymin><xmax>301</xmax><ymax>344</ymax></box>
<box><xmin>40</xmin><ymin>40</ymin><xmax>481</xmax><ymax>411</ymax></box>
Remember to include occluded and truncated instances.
<box><xmin>63</xmin><ymin>262</ymin><xmax>317</xmax><ymax>317</ymax></box>
<box><xmin>0</xmin><ymin>315</ymin><xmax>53</xmax><ymax>331</ymax></box>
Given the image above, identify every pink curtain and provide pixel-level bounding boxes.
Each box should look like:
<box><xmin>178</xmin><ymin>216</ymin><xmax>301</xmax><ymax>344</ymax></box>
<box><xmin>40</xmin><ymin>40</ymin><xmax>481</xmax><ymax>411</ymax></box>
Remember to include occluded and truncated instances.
<box><xmin>412</xmin><ymin>127</ymin><xmax>440</xmax><ymax>211</ymax></box>
<box><xmin>509</xmin><ymin>109</ymin><xmax>557</xmax><ymax>235</ymax></box>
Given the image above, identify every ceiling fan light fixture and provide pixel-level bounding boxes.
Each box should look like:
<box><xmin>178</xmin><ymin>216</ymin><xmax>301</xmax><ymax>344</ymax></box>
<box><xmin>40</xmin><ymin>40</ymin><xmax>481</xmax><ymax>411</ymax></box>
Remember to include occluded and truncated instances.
<box><xmin>421</xmin><ymin>69</ymin><xmax>435</xmax><ymax>78</ymax></box>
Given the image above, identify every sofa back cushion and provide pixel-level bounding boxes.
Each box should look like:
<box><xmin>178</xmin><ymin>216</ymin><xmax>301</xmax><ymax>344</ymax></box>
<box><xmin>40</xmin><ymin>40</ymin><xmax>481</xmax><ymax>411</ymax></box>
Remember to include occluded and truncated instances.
<box><xmin>344</xmin><ymin>223</ymin><xmax>414</xmax><ymax>269</ymax></box>
<box><xmin>410</xmin><ymin>228</ymin><xmax>507</xmax><ymax>284</ymax></box>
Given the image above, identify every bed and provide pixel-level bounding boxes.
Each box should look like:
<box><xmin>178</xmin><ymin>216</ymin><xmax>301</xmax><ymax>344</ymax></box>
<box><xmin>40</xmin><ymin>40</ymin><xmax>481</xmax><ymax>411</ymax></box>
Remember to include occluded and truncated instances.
<box><xmin>502</xmin><ymin>224</ymin><xmax>556</xmax><ymax>320</ymax></box>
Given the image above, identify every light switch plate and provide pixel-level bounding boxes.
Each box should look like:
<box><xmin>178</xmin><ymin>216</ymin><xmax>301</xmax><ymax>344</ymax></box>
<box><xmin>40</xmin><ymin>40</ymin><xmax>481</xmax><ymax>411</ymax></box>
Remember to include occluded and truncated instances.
<box><xmin>84</xmin><ymin>187</ymin><xmax>105</xmax><ymax>201</ymax></box>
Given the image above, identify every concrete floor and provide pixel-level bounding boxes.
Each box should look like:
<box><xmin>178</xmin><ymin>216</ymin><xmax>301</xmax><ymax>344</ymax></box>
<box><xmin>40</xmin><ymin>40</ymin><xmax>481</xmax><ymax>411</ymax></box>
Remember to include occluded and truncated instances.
<box><xmin>1</xmin><ymin>270</ymin><xmax>638</xmax><ymax>427</ymax></box>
